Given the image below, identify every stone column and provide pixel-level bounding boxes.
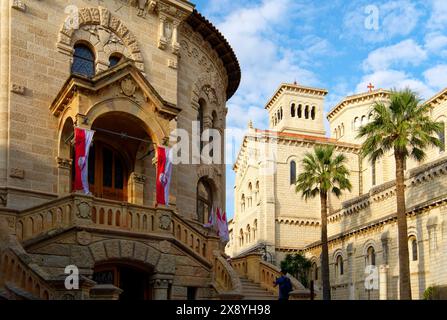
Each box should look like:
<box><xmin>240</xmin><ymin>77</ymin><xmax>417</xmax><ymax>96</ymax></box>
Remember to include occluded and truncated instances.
<box><xmin>158</xmin><ymin>16</ymin><xmax>167</xmax><ymax>49</ymax></box>
<box><xmin>128</xmin><ymin>172</ymin><xmax>146</xmax><ymax>205</ymax></box>
<box><xmin>150</xmin><ymin>274</ymin><xmax>173</xmax><ymax>300</ymax></box>
<box><xmin>379</xmin><ymin>265</ymin><xmax>388</xmax><ymax>300</ymax></box>
<box><xmin>57</xmin><ymin>157</ymin><xmax>72</xmax><ymax>196</ymax></box>
<box><xmin>171</xmin><ymin>20</ymin><xmax>180</xmax><ymax>55</ymax></box>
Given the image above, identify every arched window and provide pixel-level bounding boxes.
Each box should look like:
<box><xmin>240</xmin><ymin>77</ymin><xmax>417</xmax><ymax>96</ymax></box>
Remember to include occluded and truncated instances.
<box><xmin>241</xmin><ymin>194</ymin><xmax>246</xmax><ymax>213</ymax></box>
<box><xmin>280</xmin><ymin>107</ymin><xmax>283</xmax><ymax>120</ymax></box>
<box><xmin>197</xmin><ymin>178</ymin><xmax>213</xmax><ymax>224</ymax></box>
<box><xmin>246</xmin><ymin>225</ymin><xmax>251</xmax><ymax>243</ymax></box>
<box><xmin>290</xmin><ymin>160</ymin><xmax>297</xmax><ymax>185</ymax></box>
<box><xmin>311</xmin><ymin>263</ymin><xmax>318</xmax><ymax>281</ymax></box>
<box><xmin>366</xmin><ymin>246</ymin><xmax>376</xmax><ymax>266</ymax></box>
<box><xmin>336</xmin><ymin>255</ymin><xmax>344</xmax><ymax>276</ymax></box>
<box><xmin>334</xmin><ymin>128</ymin><xmax>338</xmax><ymax>139</ymax></box>
<box><xmin>341</xmin><ymin>123</ymin><xmax>345</xmax><ymax>136</ymax></box>
<box><xmin>298</xmin><ymin>105</ymin><xmax>302</xmax><ymax>118</ymax></box>
<box><xmin>438</xmin><ymin>122</ymin><xmax>445</xmax><ymax>153</ymax></box>
<box><xmin>109</xmin><ymin>53</ymin><xmax>123</xmax><ymax>68</ymax></box>
<box><xmin>291</xmin><ymin>104</ymin><xmax>296</xmax><ymax>117</ymax></box>
<box><xmin>255</xmin><ymin>181</ymin><xmax>260</xmax><ymax>204</ymax></box>
<box><xmin>409</xmin><ymin>236</ymin><xmax>418</xmax><ymax>261</ymax></box>
<box><xmin>354</xmin><ymin>117</ymin><xmax>360</xmax><ymax>130</ymax></box>
<box><xmin>311</xmin><ymin>106</ymin><xmax>316</xmax><ymax>120</ymax></box>
<box><xmin>372</xmin><ymin>159</ymin><xmax>376</xmax><ymax>186</ymax></box>
<box><xmin>71</xmin><ymin>43</ymin><xmax>95</xmax><ymax>77</ymax></box>
<box><xmin>305</xmin><ymin>105</ymin><xmax>309</xmax><ymax>119</ymax></box>
<box><xmin>253</xmin><ymin>219</ymin><xmax>257</xmax><ymax>240</ymax></box>
<box><xmin>248</xmin><ymin>183</ymin><xmax>253</xmax><ymax>208</ymax></box>
<box><xmin>361</xmin><ymin>115</ymin><xmax>367</xmax><ymax>126</ymax></box>
<box><xmin>197</xmin><ymin>99</ymin><xmax>205</xmax><ymax>152</ymax></box>
<box><xmin>239</xmin><ymin>229</ymin><xmax>244</xmax><ymax>246</ymax></box>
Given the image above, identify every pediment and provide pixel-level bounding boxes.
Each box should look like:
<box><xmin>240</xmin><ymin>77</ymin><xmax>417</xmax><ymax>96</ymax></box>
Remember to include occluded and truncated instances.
<box><xmin>49</xmin><ymin>60</ymin><xmax>180</xmax><ymax>119</ymax></box>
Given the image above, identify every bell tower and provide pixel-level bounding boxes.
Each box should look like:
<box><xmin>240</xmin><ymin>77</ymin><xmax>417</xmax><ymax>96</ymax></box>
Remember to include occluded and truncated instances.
<box><xmin>266</xmin><ymin>83</ymin><xmax>328</xmax><ymax>137</ymax></box>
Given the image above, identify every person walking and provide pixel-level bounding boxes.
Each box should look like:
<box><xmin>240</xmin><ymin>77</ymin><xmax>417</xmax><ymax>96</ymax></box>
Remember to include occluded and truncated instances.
<box><xmin>273</xmin><ymin>269</ymin><xmax>293</xmax><ymax>301</ymax></box>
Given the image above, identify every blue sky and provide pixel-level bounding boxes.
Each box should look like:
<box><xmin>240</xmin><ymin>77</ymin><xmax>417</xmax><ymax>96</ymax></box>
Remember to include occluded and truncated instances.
<box><xmin>192</xmin><ymin>0</ymin><xmax>447</xmax><ymax>219</ymax></box>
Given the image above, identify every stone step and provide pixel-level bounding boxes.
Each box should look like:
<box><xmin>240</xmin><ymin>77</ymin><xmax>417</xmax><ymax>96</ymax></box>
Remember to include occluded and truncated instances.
<box><xmin>238</xmin><ymin>276</ymin><xmax>277</xmax><ymax>300</ymax></box>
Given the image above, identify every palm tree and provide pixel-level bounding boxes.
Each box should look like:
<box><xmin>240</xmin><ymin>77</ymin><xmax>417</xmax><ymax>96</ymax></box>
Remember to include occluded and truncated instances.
<box><xmin>296</xmin><ymin>145</ymin><xmax>352</xmax><ymax>300</ymax></box>
<box><xmin>357</xmin><ymin>88</ymin><xmax>443</xmax><ymax>300</ymax></box>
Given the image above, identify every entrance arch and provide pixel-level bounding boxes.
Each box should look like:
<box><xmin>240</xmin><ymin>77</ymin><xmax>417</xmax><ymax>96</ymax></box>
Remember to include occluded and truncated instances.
<box><xmin>93</xmin><ymin>260</ymin><xmax>154</xmax><ymax>300</ymax></box>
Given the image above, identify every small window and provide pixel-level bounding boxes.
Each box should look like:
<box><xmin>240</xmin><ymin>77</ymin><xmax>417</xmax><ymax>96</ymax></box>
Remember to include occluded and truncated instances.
<box><xmin>410</xmin><ymin>237</ymin><xmax>418</xmax><ymax>261</ymax></box>
<box><xmin>291</xmin><ymin>104</ymin><xmax>296</xmax><ymax>117</ymax></box>
<box><xmin>297</xmin><ymin>105</ymin><xmax>302</xmax><ymax>118</ymax></box>
<box><xmin>109</xmin><ymin>54</ymin><xmax>123</xmax><ymax>68</ymax></box>
<box><xmin>71</xmin><ymin>43</ymin><xmax>95</xmax><ymax>77</ymax></box>
<box><xmin>305</xmin><ymin>106</ymin><xmax>309</xmax><ymax>119</ymax></box>
<box><xmin>290</xmin><ymin>161</ymin><xmax>297</xmax><ymax>185</ymax></box>
<box><xmin>311</xmin><ymin>106</ymin><xmax>316</xmax><ymax>120</ymax></box>
<box><xmin>372</xmin><ymin>159</ymin><xmax>376</xmax><ymax>186</ymax></box>
<box><xmin>336</xmin><ymin>255</ymin><xmax>344</xmax><ymax>276</ymax></box>
<box><xmin>187</xmin><ymin>287</ymin><xmax>197</xmax><ymax>300</ymax></box>
<box><xmin>366</xmin><ymin>246</ymin><xmax>376</xmax><ymax>266</ymax></box>
<box><xmin>438</xmin><ymin>122</ymin><xmax>445</xmax><ymax>153</ymax></box>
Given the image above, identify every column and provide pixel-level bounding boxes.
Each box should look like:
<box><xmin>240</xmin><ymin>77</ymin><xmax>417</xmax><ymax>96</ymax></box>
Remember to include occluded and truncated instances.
<box><xmin>171</xmin><ymin>20</ymin><xmax>180</xmax><ymax>55</ymax></box>
<box><xmin>158</xmin><ymin>16</ymin><xmax>167</xmax><ymax>49</ymax></box>
<box><xmin>151</xmin><ymin>274</ymin><xmax>173</xmax><ymax>300</ymax></box>
<box><xmin>57</xmin><ymin>157</ymin><xmax>72</xmax><ymax>196</ymax></box>
<box><xmin>379</xmin><ymin>265</ymin><xmax>388</xmax><ymax>300</ymax></box>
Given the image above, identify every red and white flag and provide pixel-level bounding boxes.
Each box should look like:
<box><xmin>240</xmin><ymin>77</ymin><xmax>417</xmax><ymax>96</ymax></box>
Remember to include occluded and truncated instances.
<box><xmin>217</xmin><ymin>209</ymin><xmax>230</xmax><ymax>243</ymax></box>
<box><xmin>156</xmin><ymin>146</ymin><xmax>173</xmax><ymax>206</ymax></box>
<box><xmin>73</xmin><ymin>127</ymin><xmax>94</xmax><ymax>194</ymax></box>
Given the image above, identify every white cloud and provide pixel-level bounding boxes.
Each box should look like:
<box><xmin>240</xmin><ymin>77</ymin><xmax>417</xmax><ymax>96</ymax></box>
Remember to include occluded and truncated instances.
<box><xmin>428</xmin><ymin>0</ymin><xmax>447</xmax><ymax>30</ymax></box>
<box><xmin>363</xmin><ymin>39</ymin><xmax>427</xmax><ymax>72</ymax></box>
<box><xmin>356</xmin><ymin>69</ymin><xmax>435</xmax><ymax>98</ymax></box>
<box><xmin>342</xmin><ymin>0</ymin><xmax>423</xmax><ymax>43</ymax></box>
<box><xmin>424</xmin><ymin>32</ymin><xmax>447</xmax><ymax>56</ymax></box>
<box><xmin>424</xmin><ymin>65</ymin><xmax>447</xmax><ymax>90</ymax></box>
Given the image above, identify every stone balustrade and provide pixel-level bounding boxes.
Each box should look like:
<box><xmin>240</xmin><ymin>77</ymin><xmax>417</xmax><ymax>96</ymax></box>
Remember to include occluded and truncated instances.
<box><xmin>212</xmin><ymin>251</ymin><xmax>243</xmax><ymax>299</ymax></box>
<box><xmin>232</xmin><ymin>252</ymin><xmax>311</xmax><ymax>300</ymax></box>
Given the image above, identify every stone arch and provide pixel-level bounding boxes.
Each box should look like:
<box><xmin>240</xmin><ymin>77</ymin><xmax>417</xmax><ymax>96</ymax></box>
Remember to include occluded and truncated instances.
<box><xmin>84</xmin><ymin>97</ymin><xmax>166</xmax><ymax>145</ymax></box>
<box><xmin>196</xmin><ymin>166</ymin><xmax>222</xmax><ymax>206</ymax></box>
<box><xmin>57</xmin><ymin>7</ymin><xmax>144</xmax><ymax>73</ymax></box>
<box><xmin>87</xmin><ymin>239</ymin><xmax>174</xmax><ymax>274</ymax></box>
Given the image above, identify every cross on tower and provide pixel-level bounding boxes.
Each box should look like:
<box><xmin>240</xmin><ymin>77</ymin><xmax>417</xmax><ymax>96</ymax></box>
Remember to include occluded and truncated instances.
<box><xmin>367</xmin><ymin>83</ymin><xmax>375</xmax><ymax>92</ymax></box>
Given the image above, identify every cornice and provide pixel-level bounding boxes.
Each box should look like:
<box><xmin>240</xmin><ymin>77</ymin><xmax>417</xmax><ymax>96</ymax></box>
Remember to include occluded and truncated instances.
<box><xmin>265</xmin><ymin>83</ymin><xmax>328</xmax><ymax>111</ymax></box>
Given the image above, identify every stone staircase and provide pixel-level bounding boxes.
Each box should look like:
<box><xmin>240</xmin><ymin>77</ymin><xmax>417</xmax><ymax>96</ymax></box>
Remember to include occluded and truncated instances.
<box><xmin>239</xmin><ymin>276</ymin><xmax>276</xmax><ymax>300</ymax></box>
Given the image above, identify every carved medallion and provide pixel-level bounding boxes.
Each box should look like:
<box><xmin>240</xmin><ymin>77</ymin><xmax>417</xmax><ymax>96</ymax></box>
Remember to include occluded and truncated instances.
<box><xmin>77</xmin><ymin>231</ymin><xmax>92</xmax><ymax>246</ymax></box>
<box><xmin>159</xmin><ymin>213</ymin><xmax>171</xmax><ymax>230</ymax></box>
<box><xmin>159</xmin><ymin>240</ymin><xmax>171</xmax><ymax>254</ymax></box>
<box><xmin>121</xmin><ymin>78</ymin><xmax>136</xmax><ymax>97</ymax></box>
<box><xmin>76</xmin><ymin>202</ymin><xmax>91</xmax><ymax>219</ymax></box>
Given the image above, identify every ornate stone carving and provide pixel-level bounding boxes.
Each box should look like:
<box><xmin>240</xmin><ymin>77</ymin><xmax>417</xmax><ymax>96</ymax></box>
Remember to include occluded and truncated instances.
<box><xmin>9</xmin><ymin>168</ymin><xmax>25</xmax><ymax>179</ymax></box>
<box><xmin>203</xmin><ymin>85</ymin><xmax>219</xmax><ymax>105</ymax></box>
<box><xmin>57</xmin><ymin>7</ymin><xmax>144</xmax><ymax>72</ymax></box>
<box><xmin>12</xmin><ymin>0</ymin><xmax>26</xmax><ymax>12</ymax></box>
<box><xmin>0</xmin><ymin>191</ymin><xmax>7</xmax><ymax>207</ymax></box>
<box><xmin>77</xmin><ymin>231</ymin><xmax>92</xmax><ymax>246</ymax></box>
<box><xmin>76</xmin><ymin>201</ymin><xmax>91</xmax><ymax>219</ymax></box>
<box><xmin>159</xmin><ymin>213</ymin><xmax>172</xmax><ymax>230</ymax></box>
<box><xmin>57</xmin><ymin>157</ymin><xmax>73</xmax><ymax>170</ymax></box>
<box><xmin>11</xmin><ymin>83</ymin><xmax>25</xmax><ymax>95</ymax></box>
<box><xmin>120</xmin><ymin>78</ymin><xmax>137</xmax><ymax>97</ymax></box>
<box><xmin>131</xmin><ymin>172</ymin><xmax>147</xmax><ymax>184</ymax></box>
<box><xmin>159</xmin><ymin>240</ymin><xmax>171</xmax><ymax>254</ymax></box>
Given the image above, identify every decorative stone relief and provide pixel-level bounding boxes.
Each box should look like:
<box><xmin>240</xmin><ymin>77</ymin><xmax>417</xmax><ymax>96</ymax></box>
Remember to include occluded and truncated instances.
<box><xmin>159</xmin><ymin>213</ymin><xmax>172</xmax><ymax>230</ymax></box>
<box><xmin>76</xmin><ymin>201</ymin><xmax>91</xmax><ymax>219</ymax></box>
<box><xmin>0</xmin><ymin>191</ymin><xmax>7</xmax><ymax>207</ymax></box>
<box><xmin>11</xmin><ymin>83</ymin><xmax>25</xmax><ymax>95</ymax></box>
<box><xmin>9</xmin><ymin>168</ymin><xmax>25</xmax><ymax>179</ymax></box>
<box><xmin>131</xmin><ymin>172</ymin><xmax>147</xmax><ymax>184</ymax></box>
<box><xmin>77</xmin><ymin>231</ymin><xmax>92</xmax><ymax>246</ymax></box>
<box><xmin>159</xmin><ymin>240</ymin><xmax>171</xmax><ymax>254</ymax></box>
<box><xmin>12</xmin><ymin>0</ymin><xmax>26</xmax><ymax>12</ymax></box>
<box><xmin>57</xmin><ymin>157</ymin><xmax>72</xmax><ymax>170</ymax></box>
<box><xmin>57</xmin><ymin>7</ymin><xmax>145</xmax><ymax>73</ymax></box>
<box><xmin>120</xmin><ymin>78</ymin><xmax>137</xmax><ymax>97</ymax></box>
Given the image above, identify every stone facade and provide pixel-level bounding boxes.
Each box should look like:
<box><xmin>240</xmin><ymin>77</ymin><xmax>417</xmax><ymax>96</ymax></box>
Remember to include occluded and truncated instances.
<box><xmin>227</xmin><ymin>83</ymin><xmax>447</xmax><ymax>300</ymax></box>
<box><xmin>0</xmin><ymin>0</ymin><xmax>241</xmax><ymax>300</ymax></box>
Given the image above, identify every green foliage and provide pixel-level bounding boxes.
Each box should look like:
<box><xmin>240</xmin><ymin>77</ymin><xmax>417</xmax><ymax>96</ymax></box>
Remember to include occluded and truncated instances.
<box><xmin>357</xmin><ymin>88</ymin><xmax>443</xmax><ymax>163</ymax></box>
<box><xmin>280</xmin><ymin>253</ymin><xmax>312</xmax><ymax>288</ymax></box>
<box><xmin>295</xmin><ymin>145</ymin><xmax>352</xmax><ymax>199</ymax></box>
<box><xmin>423</xmin><ymin>287</ymin><xmax>436</xmax><ymax>300</ymax></box>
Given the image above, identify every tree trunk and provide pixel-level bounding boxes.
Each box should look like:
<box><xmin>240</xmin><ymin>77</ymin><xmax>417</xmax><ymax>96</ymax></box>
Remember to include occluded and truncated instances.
<box><xmin>395</xmin><ymin>153</ymin><xmax>412</xmax><ymax>300</ymax></box>
<box><xmin>320</xmin><ymin>190</ymin><xmax>331</xmax><ymax>300</ymax></box>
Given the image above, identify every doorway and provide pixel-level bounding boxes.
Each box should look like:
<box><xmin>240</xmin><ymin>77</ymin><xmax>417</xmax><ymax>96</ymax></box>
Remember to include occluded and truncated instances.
<box><xmin>93</xmin><ymin>263</ymin><xmax>153</xmax><ymax>300</ymax></box>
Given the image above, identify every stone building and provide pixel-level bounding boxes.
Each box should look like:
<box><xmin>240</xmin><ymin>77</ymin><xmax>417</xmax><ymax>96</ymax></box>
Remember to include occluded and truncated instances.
<box><xmin>0</xmin><ymin>0</ymin><xmax>247</xmax><ymax>300</ymax></box>
<box><xmin>227</xmin><ymin>82</ymin><xmax>447</xmax><ymax>300</ymax></box>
